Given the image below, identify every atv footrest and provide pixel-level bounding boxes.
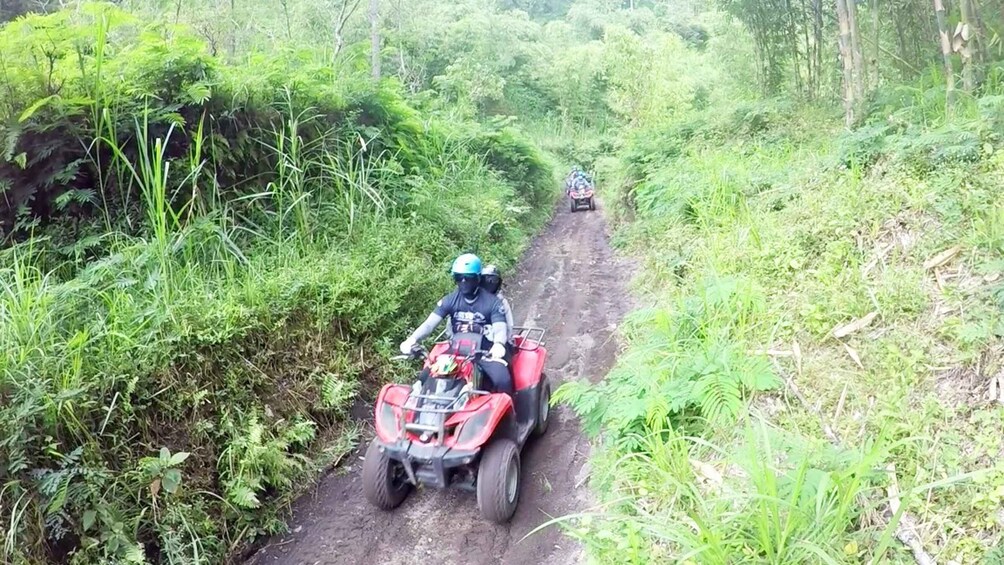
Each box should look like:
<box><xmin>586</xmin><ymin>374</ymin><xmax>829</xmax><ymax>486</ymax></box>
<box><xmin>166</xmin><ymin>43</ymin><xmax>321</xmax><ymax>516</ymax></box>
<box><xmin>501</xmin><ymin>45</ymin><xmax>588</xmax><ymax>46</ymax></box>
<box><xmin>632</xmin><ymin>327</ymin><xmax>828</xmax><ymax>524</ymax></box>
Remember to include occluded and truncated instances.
<box><xmin>516</xmin><ymin>421</ymin><xmax>534</xmax><ymax>444</ymax></box>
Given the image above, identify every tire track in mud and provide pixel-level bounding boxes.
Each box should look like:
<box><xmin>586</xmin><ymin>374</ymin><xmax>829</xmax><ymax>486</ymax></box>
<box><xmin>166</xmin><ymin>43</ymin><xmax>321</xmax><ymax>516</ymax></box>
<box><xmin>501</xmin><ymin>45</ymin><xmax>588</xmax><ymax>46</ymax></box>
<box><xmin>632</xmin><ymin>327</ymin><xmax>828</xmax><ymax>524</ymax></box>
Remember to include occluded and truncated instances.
<box><xmin>246</xmin><ymin>198</ymin><xmax>631</xmax><ymax>565</ymax></box>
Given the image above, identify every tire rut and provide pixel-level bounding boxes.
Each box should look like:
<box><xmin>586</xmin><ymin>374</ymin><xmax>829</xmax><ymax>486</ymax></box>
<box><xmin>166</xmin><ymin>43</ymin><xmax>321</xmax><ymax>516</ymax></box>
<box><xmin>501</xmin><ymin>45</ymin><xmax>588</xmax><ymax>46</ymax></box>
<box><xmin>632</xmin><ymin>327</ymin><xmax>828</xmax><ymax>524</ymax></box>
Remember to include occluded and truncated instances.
<box><xmin>246</xmin><ymin>197</ymin><xmax>631</xmax><ymax>565</ymax></box>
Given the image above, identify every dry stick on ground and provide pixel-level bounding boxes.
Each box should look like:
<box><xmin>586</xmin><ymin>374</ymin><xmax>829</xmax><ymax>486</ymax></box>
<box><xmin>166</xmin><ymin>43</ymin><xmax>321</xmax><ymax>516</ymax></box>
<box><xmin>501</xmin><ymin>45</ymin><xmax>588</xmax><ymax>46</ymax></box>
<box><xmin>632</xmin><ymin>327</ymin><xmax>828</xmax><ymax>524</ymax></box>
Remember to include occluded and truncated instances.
<box><xmin>886</xmin><ymin>465</ymin><xmax>937</xmax><ymax>565</ymax></box>
<box><xmin>769</xmin><ymin>357</ymin><xmax>938</xmax><ymax>565</ymax></box>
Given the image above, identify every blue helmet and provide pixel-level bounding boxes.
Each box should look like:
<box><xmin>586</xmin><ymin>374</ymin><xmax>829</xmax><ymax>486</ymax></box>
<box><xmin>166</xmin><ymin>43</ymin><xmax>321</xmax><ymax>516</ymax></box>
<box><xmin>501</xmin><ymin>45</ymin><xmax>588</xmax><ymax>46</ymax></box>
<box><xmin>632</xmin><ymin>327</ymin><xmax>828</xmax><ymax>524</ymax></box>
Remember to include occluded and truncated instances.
<box><xmin>451</xmin><ymin>253</ymin><xmax>482</xmax><ymax>276</ymax></box>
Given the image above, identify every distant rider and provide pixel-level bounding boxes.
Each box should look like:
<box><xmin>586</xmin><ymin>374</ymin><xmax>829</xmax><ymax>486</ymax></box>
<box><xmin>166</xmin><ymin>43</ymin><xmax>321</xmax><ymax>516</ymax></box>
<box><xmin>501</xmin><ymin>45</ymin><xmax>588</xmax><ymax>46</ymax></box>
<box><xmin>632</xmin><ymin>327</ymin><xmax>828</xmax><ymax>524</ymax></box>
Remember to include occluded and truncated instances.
<box><xmin>566</xmin><ymin>166</ymin><xmax>593</xmax><ymax>194</ymax></box>
<box><xmin>400</xmin><ymin>254</ymin><xmax>513</xmax><ymax>395</ymax></box>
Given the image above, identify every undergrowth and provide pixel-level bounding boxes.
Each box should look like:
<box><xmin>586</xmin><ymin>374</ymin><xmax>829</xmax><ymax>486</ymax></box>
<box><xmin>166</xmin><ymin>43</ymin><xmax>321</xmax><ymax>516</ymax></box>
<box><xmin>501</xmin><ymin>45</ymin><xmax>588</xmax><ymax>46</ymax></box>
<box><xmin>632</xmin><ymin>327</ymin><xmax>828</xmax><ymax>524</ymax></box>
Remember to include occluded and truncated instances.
<box><xmin>0</xmin><ymin>4</ymin><xmax>555</xmax><ymax>564</ymax></box>
<box><xmin>557</xmin><ymin>16</ymin><xmax>1004</xmax><ymax>565</ymax></box>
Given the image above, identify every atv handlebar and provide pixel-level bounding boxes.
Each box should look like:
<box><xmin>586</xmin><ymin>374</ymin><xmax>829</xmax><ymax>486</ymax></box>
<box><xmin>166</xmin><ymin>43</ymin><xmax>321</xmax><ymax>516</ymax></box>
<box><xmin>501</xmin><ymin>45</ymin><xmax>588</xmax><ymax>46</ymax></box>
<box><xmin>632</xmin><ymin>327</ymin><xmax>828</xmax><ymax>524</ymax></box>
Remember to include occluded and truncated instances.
<box><xmin>391</xmin><ymin>344</ymin><xmax>508</xmax><ymax>366</ymax></box>
<box><xmin>391</xmin><ymin>346</ymin><xmax>428</xmax><ymax>362</ymax></box>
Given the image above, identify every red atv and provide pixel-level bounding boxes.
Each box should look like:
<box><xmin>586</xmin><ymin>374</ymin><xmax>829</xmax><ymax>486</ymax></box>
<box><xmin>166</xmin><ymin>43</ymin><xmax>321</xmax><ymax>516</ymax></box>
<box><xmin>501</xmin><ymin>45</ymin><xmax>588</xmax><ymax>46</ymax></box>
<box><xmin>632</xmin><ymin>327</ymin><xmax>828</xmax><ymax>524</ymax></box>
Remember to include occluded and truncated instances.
<box><xmin>362</xmin><ymin>328</ymin><xmax>551</xmax><ymax>523</ymax></box>
<box><xmin>568</xmin><ymin>185</ymin><xmax>596</xmax><ymax>212</ymax></box>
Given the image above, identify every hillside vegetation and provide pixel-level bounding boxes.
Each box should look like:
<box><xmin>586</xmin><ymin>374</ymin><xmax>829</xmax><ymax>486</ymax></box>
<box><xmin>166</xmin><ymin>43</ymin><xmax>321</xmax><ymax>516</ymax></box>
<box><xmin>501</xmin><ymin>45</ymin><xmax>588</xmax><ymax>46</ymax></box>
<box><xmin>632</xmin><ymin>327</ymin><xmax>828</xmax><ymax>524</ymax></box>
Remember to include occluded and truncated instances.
<box><xmin>549</xmin><ymin>2</ymin><xmax>1004</xmax><ymax>564</ymax></box>
<box><xmin>0</xmin><ymin>3</ymin><xmax>553</xmax><ymax>563</ymax></box>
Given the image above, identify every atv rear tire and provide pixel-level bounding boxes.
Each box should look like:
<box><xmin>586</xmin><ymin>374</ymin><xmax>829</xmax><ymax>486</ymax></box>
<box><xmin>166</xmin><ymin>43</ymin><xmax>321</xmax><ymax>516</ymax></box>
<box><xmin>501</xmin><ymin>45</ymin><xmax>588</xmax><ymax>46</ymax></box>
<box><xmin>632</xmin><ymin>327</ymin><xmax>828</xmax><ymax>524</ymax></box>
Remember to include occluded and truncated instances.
<box><xmin>476</xmin><ymin>439</ymin><xmax>521</xmax><ymax>523</ymax></box>
<box><xmin>532</xmin><ymin>374</ymin><xmax>551</xmax><ymax>438</ymax></box>
<box><xmin>362</xmin><ymin>438</ymin><xmax>411</xmax><ymax>510</ymax></box>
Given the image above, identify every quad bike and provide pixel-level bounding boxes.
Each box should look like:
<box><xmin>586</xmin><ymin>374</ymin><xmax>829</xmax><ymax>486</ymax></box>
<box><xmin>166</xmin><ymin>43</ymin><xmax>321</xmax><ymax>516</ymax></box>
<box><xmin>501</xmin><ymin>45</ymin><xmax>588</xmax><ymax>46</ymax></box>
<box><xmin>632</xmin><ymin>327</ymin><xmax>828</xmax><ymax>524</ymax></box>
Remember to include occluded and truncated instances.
<box><xmin>362</xmin><ymin>328</ymin><xmax>551</xmax><ymax>523</ymax></box>
<box><xmin>568</xmin><ymin>186</ymin><xmax>595</xmax><ymax>212</ymax></box>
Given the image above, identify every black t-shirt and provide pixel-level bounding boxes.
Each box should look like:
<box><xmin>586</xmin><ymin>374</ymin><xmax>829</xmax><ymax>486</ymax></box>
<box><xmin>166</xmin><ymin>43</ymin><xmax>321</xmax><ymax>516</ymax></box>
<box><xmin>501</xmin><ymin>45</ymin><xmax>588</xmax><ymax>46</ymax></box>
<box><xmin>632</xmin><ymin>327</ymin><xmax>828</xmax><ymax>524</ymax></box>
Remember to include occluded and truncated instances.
<box><xmin>434</xmin><ymin>289</ymin><xmax>507</xmax><ymax>341</ymax></box>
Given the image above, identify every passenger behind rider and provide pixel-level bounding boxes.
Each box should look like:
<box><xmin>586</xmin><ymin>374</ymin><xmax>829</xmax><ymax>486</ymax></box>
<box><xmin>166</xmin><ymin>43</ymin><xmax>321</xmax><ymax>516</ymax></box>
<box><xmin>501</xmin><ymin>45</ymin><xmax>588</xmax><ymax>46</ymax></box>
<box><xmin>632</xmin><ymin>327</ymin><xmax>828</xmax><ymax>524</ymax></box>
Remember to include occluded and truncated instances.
<box><xmin>479</xmin><ymin>264</ymin><xmax>515</xmax><ymax>355</ymax></box>
<box><xmin>400</xmin><ymin>254</ymin><xmax>514</xmax><ymax>396</ymax></box>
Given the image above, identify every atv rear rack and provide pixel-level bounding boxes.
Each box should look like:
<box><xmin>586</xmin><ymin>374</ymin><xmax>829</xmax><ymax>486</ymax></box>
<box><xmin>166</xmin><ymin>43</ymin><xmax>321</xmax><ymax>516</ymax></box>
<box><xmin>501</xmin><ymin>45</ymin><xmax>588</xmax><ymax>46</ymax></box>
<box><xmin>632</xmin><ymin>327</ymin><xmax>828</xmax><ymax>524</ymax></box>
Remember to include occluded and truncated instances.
<box><xmin>512</xmin><ymin>326</ymin><xmax>545</xmax><ymax>350</ymax></box>
<box><xmin>432</xmin><ymin>326</ymin><xmax>546</xmax><ymax>349</ymax></box>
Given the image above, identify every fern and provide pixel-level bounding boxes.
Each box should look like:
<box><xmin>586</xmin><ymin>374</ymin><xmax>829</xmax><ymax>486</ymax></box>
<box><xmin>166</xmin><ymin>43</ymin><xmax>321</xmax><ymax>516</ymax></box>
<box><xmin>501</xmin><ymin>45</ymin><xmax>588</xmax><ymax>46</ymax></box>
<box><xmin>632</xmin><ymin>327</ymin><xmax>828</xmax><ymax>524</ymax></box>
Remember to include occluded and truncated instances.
<box><xmin>693</xmin><ymin>371</ymin><xmax>742</xmax><ymax>423</ymax></box>
<box><xmin>318</xmin><ymin>372</ymin><xmax>356</xmax><ymax>413</ymax></box>
<box><xmin>557</xmin><ymin>277</ymin><xmax>781</xmax><ymax>447</ymax></box>
<box><xmin>218</xmin><ymin>413</ymin><xmax>317</xmax><ymax>510</ymax></box>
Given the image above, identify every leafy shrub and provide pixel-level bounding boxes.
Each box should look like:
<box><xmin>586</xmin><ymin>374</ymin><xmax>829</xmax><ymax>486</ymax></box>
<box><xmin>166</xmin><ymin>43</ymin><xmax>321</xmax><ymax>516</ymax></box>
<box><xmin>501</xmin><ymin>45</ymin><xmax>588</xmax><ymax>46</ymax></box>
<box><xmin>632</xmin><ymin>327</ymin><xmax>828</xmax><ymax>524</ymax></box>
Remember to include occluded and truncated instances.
<box><xmin>834</xmin><ymin>123</ymin><xmax>891</xmax><ymax>168</ymax></box>
<box><xmin>554</xmin><ymin>277</ymin><xmax>781</xmax><ymax>450</ymax></box>
<box><xmin>890</xmin><ymin>124</ymin><xmax>982</xmax><ymax>172</ymax></box>
<box><xmin>714</xmin><ymin>98</ymin><xmax>795</xmax><ymax>139</ymax></box>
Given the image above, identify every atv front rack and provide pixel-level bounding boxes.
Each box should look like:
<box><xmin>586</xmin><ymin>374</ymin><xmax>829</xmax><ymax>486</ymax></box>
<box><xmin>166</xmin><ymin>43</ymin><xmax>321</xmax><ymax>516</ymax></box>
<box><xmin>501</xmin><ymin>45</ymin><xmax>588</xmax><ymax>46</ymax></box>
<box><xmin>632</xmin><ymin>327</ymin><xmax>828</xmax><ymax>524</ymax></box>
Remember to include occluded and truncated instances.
<box><xmin>382</xmin><ymin>388</ymin><xmax>491</xmax><ymax>446</ymax></box>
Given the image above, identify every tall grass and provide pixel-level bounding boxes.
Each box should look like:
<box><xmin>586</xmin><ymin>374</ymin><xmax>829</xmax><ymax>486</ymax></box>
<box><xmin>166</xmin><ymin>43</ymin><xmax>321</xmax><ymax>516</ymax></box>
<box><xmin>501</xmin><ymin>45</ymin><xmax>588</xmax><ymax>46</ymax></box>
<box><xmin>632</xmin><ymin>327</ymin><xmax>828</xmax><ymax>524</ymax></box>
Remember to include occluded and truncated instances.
<box><xmin>552</xmin><ymin>416</ymin><xmax>982</xmax><ymax>564</ymax></box>
<box><xmin>0</xmin><ymin>6</ymin><xmax>556</xmax><ymax>562</ymax></box>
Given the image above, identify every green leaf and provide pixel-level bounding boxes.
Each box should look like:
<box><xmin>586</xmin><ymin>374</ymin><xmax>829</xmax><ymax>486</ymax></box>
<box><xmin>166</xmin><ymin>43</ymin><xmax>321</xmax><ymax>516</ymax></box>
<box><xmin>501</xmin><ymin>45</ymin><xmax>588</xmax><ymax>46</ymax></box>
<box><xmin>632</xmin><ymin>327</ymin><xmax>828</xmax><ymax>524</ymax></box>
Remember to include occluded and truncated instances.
<box><xmin>186</xmin><ymin>82</ymin><xmax>212</xmax><ymax>104</ymax></box>
<box><xmin>124</xmin><ymin>543</ymin><xmax>146</xmax><ymax>563</ymax></box>
<box><xmin>228</xmin><ymin>484</ymin><xmax>261</xmax><ymax>509</ymax></box>
<box><xmin>82</xmin><ymin>510</ymin><xmax>96</xmax><ymax>531</ymax></box>
<box><xmin>18</xmin><ymin>95</ymin><xmax>59</xmax><ymax>123</ymax></box>
<box><xmin>162</xmin><ymin>469</ymin><xmax>182</xmax><ymax>494</ymax></box>
<box><xmin>168</xmin><ymin>451</ymin><xmax>190</xmax><ymax>466</ymax></box>
<box><xmin>159</xmin><ymin>447</ymin><xmax>170</xmax><ymax>461</ymax></box>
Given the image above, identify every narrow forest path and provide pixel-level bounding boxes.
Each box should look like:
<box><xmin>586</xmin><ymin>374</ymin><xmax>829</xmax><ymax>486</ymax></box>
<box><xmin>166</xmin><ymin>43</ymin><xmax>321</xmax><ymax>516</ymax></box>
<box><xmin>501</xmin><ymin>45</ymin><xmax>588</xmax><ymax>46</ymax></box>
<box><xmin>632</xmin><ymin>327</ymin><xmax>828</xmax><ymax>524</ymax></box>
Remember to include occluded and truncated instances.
<box><xmin>247</xmin><ymin>197</ymin><xmax>630</xmax><ymax>565</ymax></box>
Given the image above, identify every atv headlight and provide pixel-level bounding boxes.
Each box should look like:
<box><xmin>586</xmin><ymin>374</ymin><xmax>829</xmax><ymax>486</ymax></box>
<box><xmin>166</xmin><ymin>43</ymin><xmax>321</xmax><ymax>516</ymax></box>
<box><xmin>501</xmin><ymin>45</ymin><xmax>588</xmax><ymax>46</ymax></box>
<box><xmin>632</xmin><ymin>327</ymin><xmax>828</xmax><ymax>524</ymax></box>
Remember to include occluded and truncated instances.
<box><xmin>454</xmin><ymin>408</ymin><xmax>492</xmax><ymax>448</ymax></box>
<box><xmin>375</xmin><ymin>402</ymin><xmax>399</xmax><ymax>441</ymax></box>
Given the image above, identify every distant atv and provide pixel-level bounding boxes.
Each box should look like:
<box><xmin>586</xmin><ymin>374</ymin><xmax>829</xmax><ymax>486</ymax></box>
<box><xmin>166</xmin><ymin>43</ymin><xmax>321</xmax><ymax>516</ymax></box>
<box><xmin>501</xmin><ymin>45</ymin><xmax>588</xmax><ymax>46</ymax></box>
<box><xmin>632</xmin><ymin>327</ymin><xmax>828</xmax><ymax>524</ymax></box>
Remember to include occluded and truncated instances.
<box><xmin>362</xmin><ymin>329</ymin><xmax>551</xmax><ymax>523</ymax></box>
<box><xmin>568</xmin><ymin>184</ymin><xmax>596</xmax><ymax>212</ymax></box>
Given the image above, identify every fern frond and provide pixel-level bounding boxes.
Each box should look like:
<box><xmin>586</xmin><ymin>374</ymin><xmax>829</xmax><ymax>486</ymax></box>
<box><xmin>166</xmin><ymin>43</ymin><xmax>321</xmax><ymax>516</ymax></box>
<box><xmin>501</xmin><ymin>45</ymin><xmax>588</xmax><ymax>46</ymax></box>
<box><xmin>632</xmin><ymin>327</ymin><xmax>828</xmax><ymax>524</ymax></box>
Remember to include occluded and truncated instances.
<box><xmin>693</xmin><ymin>371</ymin><xmax>742</xmax><ymax>423</ymax></box>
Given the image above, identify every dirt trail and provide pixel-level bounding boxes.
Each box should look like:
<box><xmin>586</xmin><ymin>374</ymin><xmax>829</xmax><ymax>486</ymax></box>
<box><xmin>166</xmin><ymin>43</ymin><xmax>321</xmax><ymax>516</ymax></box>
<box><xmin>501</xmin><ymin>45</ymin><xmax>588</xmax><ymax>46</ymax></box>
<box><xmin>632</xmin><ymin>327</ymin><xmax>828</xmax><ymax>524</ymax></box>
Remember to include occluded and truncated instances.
<box><xmin>247</xmin><ymin>198</ymin><xmax>630</xmax><ymax>565</ymax></box>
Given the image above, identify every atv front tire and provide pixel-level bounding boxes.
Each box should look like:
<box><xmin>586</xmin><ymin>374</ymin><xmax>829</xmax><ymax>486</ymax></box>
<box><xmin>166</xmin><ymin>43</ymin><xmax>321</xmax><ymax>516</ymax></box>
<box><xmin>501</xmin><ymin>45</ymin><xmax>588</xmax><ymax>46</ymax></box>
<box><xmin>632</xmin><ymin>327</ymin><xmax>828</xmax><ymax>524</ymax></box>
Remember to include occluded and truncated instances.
<box><xmin>362</xmin><ymin>438</ymin><xmax>411</xmax><ymax>510</ymax></box>
<box><xmin>532</xmin><ymin>374</ymin><xmax>551</xmax><ymax>438</ymax></box>
<box><xmin>588</xmin><ymin>197</ymin><xmax>596</xmax><ymax>211</ymax></box>
<box><xmin>477</xmin><ymin>439</ymin><xmax>521</xmax><ymax>523</ymax></box>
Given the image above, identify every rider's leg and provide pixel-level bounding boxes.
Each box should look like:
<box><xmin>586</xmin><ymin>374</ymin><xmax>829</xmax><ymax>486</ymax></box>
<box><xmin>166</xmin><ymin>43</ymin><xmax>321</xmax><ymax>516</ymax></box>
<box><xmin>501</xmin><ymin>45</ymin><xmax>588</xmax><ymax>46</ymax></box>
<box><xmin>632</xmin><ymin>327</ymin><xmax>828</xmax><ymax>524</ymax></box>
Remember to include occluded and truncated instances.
<box><xmin>479</xmin><ymin>357</ymin><xmax>514</xmax><ymax>396</ymax></box>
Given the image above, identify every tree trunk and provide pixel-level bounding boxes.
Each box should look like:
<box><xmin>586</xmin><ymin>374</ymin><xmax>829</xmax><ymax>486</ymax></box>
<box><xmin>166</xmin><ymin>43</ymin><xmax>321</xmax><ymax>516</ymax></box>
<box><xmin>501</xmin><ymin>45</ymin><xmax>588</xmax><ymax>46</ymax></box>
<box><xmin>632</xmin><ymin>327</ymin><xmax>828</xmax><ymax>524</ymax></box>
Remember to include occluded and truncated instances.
<box><xmin>369</xmin><ymin>0</ymin><xmax>381</xmax><ymax>79</ymax></box>
<box><xmin>333</xmin><ymin>0</ymin><xmax>362</xmax><ymax>58</ymax></box>
<box><xmin>280</xmin><ymin>0</ymin><xmax>292</xmax><ymax>40</ymax></box>
<box><xmin>894</xmin><ymin>14</ymin><xmax>908</xmax><ymax>75</ymax></box>
<box><xmin>229</xmin><ymin>0</ymin><xmax>237</xmax><ymax>57</ymax></box>
<box><xmin>959</xmin><ymin>0</ymin><xmax>975</xmax><ymax>91</ymax></box>
<box><xmin>971</xmin><ymin>0</ymin><xmax>989</xmax><ymax>64</ymax></box>
<box><xmin>934</xmin><ymin>0</ymin><xmax>955</xmax><ymax>105</ymax></box>
<box><xmin>870</xmin><ymin>0</ymin><xmax>880</xmax><ymax>86</ymax></box>
<box><xmin>801</xmin><ymin>0</ymin><xmax>816</xmax><ymax>98</ymax></box>
<box><xmin>785</xmin><ymin>0</ymin><xmax>804</xmax><ymax>96</ymax></box>
<box><xmin>813</xmin><ymin>0</ymin><xmax>823</xmax><ymax>94</ymax></box>
<box><xmin>846</xmin><ymin>0</ymin><xmax>866</xmax><ymax>95</ymax></box>
<box><xmin>836</xmin><ymin>0</ymin><xmax>857</xmax><ymax>126</ymax></box>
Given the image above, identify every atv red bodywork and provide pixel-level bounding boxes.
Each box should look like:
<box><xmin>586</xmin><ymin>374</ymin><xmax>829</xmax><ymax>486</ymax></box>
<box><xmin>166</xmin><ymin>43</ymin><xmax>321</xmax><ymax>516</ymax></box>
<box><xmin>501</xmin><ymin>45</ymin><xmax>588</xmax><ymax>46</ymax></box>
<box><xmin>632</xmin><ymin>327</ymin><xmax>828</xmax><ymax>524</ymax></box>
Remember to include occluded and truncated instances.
<box><xmin>569</xmin><ymin>188</ymin><xmax>596</xmax><ymax>212</ymax></box>
<box><xmin>364</xmin><ymin>328</ymin><xmax>551</xmax><ymax>523</ymax></box>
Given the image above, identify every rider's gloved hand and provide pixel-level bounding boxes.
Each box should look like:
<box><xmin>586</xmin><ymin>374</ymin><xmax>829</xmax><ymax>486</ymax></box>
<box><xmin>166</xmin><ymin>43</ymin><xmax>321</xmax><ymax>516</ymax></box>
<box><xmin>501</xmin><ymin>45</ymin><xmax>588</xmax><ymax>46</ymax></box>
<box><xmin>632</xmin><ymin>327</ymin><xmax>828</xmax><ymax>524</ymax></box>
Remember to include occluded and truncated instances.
<box><xmin>489</xmin><ymin>342</ymin><xmax>506</xmax><ymax>359</ymax></box>
<box><xmin>400</xmin><ymin>338</ymin><xmax>416</xmax><ymax>355</ymax></box>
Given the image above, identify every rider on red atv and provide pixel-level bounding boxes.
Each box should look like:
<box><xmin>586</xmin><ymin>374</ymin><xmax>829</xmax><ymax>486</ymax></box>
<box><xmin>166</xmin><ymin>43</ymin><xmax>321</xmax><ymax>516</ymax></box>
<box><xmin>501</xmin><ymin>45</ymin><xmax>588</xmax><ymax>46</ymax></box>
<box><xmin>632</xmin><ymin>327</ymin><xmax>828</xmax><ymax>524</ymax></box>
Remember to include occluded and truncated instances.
<box><xmin>399</xmin><ymin>253</ymin><xmax>514</xmax><ymax>395</ymax></box>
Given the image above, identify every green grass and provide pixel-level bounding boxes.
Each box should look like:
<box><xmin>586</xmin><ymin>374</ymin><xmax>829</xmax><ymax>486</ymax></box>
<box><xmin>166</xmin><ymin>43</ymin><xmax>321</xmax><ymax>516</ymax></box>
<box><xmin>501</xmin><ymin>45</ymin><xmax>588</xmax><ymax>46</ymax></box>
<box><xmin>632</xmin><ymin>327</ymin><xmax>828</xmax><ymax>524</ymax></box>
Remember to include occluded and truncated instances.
<box><xmin>561</xmin><ymin>85</ymin><xmax>1004</xmax><ymax>562</ymax></box>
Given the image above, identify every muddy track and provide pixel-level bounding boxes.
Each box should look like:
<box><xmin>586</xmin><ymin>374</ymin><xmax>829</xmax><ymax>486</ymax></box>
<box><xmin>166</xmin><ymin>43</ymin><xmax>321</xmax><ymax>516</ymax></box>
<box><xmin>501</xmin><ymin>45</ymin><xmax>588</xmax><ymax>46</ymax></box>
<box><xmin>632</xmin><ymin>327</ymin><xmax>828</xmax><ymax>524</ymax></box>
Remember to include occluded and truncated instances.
<box><xmin>247</xmin><ymin>198</ymin><xmax>630</xmax><ymax>565</ymax></box>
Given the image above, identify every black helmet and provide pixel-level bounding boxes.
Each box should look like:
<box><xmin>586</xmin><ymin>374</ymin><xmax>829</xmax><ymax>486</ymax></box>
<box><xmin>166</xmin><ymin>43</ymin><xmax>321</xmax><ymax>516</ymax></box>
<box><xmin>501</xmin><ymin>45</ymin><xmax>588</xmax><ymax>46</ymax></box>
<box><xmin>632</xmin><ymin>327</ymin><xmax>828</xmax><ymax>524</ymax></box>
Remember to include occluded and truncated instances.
<box><xmin>481</xmin><ymin>264</ymin><xmax>502</xmax><ymax>294</ymax></box>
